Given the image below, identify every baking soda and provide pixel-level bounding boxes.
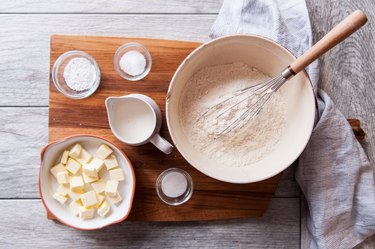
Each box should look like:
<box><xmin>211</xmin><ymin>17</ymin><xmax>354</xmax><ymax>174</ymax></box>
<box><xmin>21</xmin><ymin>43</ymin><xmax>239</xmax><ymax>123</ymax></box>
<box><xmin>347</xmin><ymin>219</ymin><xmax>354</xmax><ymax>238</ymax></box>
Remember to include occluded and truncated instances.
<box><xmin>161</xmin><ymin>172</ymin><xmax>188</xmax><ymax>198</ymax></box>
<box><xmin>63</xmin><ymin>57</ymin><xmax>96</xmax><ymax>91</ymax></box>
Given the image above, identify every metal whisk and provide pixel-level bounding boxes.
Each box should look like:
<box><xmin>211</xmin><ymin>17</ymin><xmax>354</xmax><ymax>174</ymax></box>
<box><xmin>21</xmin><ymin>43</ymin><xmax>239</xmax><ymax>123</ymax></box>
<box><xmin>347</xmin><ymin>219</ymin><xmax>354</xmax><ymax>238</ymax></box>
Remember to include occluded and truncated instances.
<box><xmin>199</xmin><ymin>10</ymin><xmax>367</xmax><ymax>137</ymax></box>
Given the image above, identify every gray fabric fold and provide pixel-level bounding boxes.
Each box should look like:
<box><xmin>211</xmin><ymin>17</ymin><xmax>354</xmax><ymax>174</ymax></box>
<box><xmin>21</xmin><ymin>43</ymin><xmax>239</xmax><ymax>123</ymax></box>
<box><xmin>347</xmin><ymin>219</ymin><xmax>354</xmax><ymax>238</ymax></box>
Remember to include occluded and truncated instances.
<box><xmin>210</xmin><ymin>0</ymin><xmax>375</xmax><ymax>248</ymax></box>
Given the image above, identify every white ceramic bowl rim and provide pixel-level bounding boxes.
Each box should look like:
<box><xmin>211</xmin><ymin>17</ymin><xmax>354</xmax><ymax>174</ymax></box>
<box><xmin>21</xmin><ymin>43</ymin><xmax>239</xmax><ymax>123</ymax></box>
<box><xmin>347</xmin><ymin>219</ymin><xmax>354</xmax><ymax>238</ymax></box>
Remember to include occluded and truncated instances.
<box><xmin>166</xmin><ymin>34</ymin><xmax>317</xmax><ymax>184</ymax></box>
<box><xmin>39</xmin><ymin>134</ymin><xmax>136</xmax><ymax>230</ymax></box>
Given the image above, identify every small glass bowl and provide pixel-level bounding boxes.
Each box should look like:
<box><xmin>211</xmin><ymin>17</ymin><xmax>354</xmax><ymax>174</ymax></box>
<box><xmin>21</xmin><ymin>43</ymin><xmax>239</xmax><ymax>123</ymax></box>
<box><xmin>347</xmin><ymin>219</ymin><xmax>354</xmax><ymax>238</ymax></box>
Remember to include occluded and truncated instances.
<box><xmin>114</xmin><ymin>42</ymin><xmax>152</xmax><ymax>81</ymax></box>
<box><xmin>156</xmin><ymin>168</ymin><xmax>193</xmax><ymax>206</ymax></box>
<box><xmin>51</xmin><ymin>50</ymin><xmax>101</xmax><ymax>99</ymax></box>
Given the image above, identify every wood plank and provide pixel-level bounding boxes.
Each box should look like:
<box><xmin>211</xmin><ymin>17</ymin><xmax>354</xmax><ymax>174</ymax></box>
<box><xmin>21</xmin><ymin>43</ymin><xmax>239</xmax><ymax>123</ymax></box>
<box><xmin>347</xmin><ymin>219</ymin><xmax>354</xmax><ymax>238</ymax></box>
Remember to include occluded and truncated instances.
<box><xmin>0</xmin><ymin>107</ymin><xmax>47</xmax><ymax>198</ymax></box>
<box><xmin>306</xmin><ymin>0</ymin><xmax>375</xmax><ymax>164</ymax></box>
<box><xmin>0</xmin><ymin>104</ymin><xmax>359</xmax><ymax>200</ymax></box>
<box><xmin>0</xmin><ymin>14</ymin><xmax>215</xmax><ymax>107</ymax></box>
<box><xmin>47</xmin><ymin>35</ymin><xmax>283</xmax><ymax>221</ymax></box>
<box><xmin>302</xmin><ymin>0</ymin><xmax>375</xmax><ymax>248</ymax></box>
<box><xmin>274</xmin><ymin>162</ymin><xmax>300</xmax><ymax>198</ymax></box>
<box><xmin>0</xmin><ymin>0</ymin><xmax>223</xmax><ymax>13</ymax></box>
<box><xmin>0</xmin><ymin>198</ymin><xmax>300</xmax><ymax>248</ymax></box>
<box><xmin>0</xmin><ymin>107</ymin><xmax>300</xmax><ymax>199</ymax></box>
<box><xmin>354</xmin><ymin>236</ymin><xmax>375</xmax><ymax>249</ymax></box>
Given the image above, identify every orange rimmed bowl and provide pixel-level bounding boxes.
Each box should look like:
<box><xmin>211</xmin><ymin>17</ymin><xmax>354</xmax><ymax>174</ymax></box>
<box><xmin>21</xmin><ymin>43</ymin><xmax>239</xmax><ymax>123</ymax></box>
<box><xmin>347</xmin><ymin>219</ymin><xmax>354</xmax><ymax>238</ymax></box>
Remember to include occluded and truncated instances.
<box><xmin>39</xmin><ymin>134</ymin><xmax>136</xmax><ymax>230</ymax></box>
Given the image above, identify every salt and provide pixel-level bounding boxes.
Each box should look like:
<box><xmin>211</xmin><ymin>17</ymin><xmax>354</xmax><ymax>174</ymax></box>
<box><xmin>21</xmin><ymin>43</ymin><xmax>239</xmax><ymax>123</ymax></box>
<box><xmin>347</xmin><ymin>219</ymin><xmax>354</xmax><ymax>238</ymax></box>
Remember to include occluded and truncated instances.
<box><xmin>63</xmin><ymin>57</ymin><xmax>96</xmax><ymax>91</ymax></box>
<box><xmin>119</xmin><ymin>50</ymin><xmax>146</xmax><ymax>76</ymax></box>
<box><xmin>161</xmin><ymin>171</ymin><xmax>188</xmax><ymax>198</ymax></box>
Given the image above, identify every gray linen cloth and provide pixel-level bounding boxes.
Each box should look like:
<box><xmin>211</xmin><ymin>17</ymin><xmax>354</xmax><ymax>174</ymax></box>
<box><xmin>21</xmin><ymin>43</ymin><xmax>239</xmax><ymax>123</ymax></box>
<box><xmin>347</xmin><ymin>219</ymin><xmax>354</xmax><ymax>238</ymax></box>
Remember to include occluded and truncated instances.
<box><xmin>210</xmin><ymin>0</ymin><xmax>375</xmax><ymax>248</ymax></box>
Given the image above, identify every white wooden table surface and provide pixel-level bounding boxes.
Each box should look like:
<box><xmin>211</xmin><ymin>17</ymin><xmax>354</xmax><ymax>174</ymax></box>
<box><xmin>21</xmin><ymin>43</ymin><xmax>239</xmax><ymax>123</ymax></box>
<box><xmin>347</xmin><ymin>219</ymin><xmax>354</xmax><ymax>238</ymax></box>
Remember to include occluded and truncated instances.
<box><xmin>0</xmin><ymin>1</ymin><xmax>374</xmax><ymax>248</ymax></box>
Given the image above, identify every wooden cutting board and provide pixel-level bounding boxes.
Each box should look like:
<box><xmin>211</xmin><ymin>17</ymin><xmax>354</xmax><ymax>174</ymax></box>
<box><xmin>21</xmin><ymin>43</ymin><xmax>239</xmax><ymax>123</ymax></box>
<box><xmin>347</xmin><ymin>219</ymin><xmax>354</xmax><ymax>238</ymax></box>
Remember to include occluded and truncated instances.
<box><xmin>48</xmin><ymin>34</ymin><xmax>282</xmax><ymax>221</ymax></box>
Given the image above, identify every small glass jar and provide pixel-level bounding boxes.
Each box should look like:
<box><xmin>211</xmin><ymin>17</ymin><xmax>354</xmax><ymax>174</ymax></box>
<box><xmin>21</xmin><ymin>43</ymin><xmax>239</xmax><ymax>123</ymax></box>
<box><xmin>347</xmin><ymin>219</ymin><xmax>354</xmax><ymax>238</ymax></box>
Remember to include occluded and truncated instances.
<box><xmin>51</xmin><ymin>50</ymin><xmax>101</xmax><ymax>99</ymax></box>
<box><xmin>114</xmin><ymin>42</ymin><xmax>152</xmax><ymax>81</ymax></box>
<box><xmin>156</xmin><ymin>168</ymin><xmax>193</xmax><ymax>206</ymax></box>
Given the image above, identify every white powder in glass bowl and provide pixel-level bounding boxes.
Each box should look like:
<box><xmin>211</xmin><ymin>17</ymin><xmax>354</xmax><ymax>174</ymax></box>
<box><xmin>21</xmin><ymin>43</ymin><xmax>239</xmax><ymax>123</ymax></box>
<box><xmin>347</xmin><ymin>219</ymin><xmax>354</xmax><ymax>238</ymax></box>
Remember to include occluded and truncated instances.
<box><xmin>119</xmin><ymin>50</ymin><xmax>146</xmax><ymax>76</ymax></box>
<box><xmin>63</xmin><ymin>57</ymin><xmax>96</xmax><ymax>91</ymax></box>
<box><xmin>179</xmin><ymin>62</ymin><xmax>286</xmax><ymax>167</ymax></box>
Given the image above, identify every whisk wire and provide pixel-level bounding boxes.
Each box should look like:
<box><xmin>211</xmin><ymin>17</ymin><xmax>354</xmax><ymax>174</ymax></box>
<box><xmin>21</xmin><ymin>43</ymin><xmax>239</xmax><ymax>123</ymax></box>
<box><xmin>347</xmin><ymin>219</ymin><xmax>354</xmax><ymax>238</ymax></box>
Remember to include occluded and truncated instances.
<box><xmin>216</xmin><ymin>75</ymin><xmax>286</xmax><ymax>136</ymax></box>
<box><xmin>197</xmin><ymin>10</ymin><xmax>368</xmax><ymax>137</ymax></box>
<box><xmin>215</xmin><ymin>77</ymin><xmax>280</xmax><ymax>119</ymax></box>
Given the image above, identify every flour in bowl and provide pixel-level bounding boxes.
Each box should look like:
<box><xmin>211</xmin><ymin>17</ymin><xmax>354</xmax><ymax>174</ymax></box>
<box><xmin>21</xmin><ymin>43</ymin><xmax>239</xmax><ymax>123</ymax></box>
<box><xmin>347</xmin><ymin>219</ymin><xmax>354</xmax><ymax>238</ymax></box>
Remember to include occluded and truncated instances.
<box><xmin>179</xmin><ymin>62</ymin><xmax>286</xmax><ymax>167</ymax></box>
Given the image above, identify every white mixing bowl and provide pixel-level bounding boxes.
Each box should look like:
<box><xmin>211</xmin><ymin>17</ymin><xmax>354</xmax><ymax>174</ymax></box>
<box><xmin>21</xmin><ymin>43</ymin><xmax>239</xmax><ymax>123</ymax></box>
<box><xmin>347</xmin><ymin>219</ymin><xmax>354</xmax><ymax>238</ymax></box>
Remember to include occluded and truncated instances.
<box><xmin>166</xmin><ymin>35</ymin><xmax>316</xmax><ymax>184</ymax></box>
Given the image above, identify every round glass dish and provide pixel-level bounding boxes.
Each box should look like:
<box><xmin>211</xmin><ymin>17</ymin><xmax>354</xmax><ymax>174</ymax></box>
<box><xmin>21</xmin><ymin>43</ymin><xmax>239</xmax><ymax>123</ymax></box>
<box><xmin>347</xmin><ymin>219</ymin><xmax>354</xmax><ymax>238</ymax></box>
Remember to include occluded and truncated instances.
<box><xmin>114</xmin><ymin>42</ymin><xmax>152</xmax><ymax>81</ymax></box>
<box><xmin>51</xmin><ymin>50</ymin><xmax>101</xmax><ymax>99</ymax></box>
<box><xmin>156</xmin><ymin>168</ymin><xmax>193</xmax><ymax>206</ymax></box>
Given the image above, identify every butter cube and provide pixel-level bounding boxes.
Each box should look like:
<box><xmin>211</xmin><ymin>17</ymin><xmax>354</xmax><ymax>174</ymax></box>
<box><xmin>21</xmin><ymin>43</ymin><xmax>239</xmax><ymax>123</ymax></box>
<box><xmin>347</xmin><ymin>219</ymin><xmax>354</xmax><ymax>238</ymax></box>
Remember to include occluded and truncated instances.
<box><xmin>69</xmin><ymin>143</ymin><xmax>82</xmax><ymax>158</ymax></box>
<box><xmin>68</xmin><ymin>189</ymin><xmax>82</xmax><ymax>200</ymax></box>
<box><xmin>91</xmin><ymin>179</ymin><xmax>106</xmax><ymax>194</ymax></box>
<box><xmin>75</xmin><ymin>149</ymin><xmax>93</xmax><ymax>164</ymax></box>
<box><xmin>76</xmin><ymin>198</ymin><xmax>84</xmax><ymax>206</ymax></box>
<box><xmin>70</xmin><ymin>176</ymin><xmax>84</xmax><ymax>192</ymax></box>
<box><xmin>105</xmin><ymin>180</ymin><xmax>118</xmax><ymax>197</ymax></box>
<box><xmin>58</xmin><ymin>183</ymin><xmax>82</xmax><ymax>199</ymax></box>
<box><xmin>82</xmin><ymin>172</ymin><xmax>98</xmax><ymax>184</ymax></box>
<box><xmin>79</xmin><ymin>190</ymin><xmax>98</xmax><ymax>207</ymax></box>
<box><xmin>60</xmin><ymin>150</ymin><xmax>70</xmax><ymax>164</ymax></box>
<box><xmin>104</xmin><ymin>155</ymin><xmax>119</xmax><ymax>170</ymax></box>
<box><xmin>53</xmin><ymin>193</ymin><xmax>68</xmax><ymax>204</ymax></box>
<box><xmin>50</xmin><ymin>163</ymin><xmax>66</xmax><ymax>177</ymax></box>
<box><xmin>69</xmin><ymin>200</ymin><xmax>82</xmax><ymax>216</ymax></box>
<box><xmin>96</xmin><ymin>194</ymin><xmax>105</xmax><ymax>208</ymax></box>
<box><xmin>107</xmin><ymin>191</ymin><xmax>122</xmax><ymax>205</ymax></box>
<box><xmin>57</xmin><ymin>184</ymin><xmax>70</xmax><ymax>197</ymax></box>
<box><xmin>66</xmin><ymin>158</ymin><xmax>81</xmax><ymax>175</ymax></box>
<box><xmin>56</xmin><ymin>171</ymin><xmax>69</xmax><ymax>184</ymax></box>
<box><xmin>95</xmin><ymin>144</ymin><xmax>113</xmax><ymax>160</ymax></box>
<box><xmin>79</xmin><ymin>206</ymin><xmax>94</xmax><ymax>219</ymax></box>
<box><xmin>97</xmin><ymin>201</ymin><xmax>111</xmax><ymax>217</ymax></box>
<box><xmin>89</xmin><ymin>157</ymin><xmax>104</xmax><ymax>172</ymax></box>
<box><xmin>82</xmin><ymin>163</ymin><xmax>97</xmax><ymax>177</ymax></box>
<box><xmin>109</xmin><ymin>168</ymin><xmax>125</xmax><ymax>181</ymax></box>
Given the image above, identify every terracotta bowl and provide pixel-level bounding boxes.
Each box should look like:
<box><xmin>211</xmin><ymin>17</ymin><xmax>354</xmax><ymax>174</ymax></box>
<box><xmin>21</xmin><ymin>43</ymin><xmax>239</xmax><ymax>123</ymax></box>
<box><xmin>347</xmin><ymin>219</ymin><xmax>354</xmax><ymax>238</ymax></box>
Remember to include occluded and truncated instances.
<box><xmin>166</xmin><ymin>35</ymin><xmax>316</xmax><ymax>184</ymax></box>
<box><xmin>39</xmin><ymin>134</ymin><xmax>135</xmax><ymax>230</ymax></box>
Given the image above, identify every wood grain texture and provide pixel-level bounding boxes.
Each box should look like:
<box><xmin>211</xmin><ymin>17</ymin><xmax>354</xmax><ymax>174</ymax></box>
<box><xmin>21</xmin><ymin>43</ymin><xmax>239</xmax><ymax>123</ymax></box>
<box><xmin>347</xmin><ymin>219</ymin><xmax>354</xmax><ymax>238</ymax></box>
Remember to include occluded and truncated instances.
<box><xmin>303</xmin><ymin>0</ymin><xmax>375</xmax><ymax>248</ymax></box>
<box><xmin>0</xmin><ymin>107</ymin><xmax>302</xmax><ymax>199</ymax></box>
<box><xmin>348</xmin><ymin>119</ymin><xmax>366</xmax><ymax>141</ymax></box>
<box><xmin>290</xmin><ymin>10</ymin><xmax>368</xmax><ymax>74</ymax></box>
<box><xmin>0</xmin><ymin>106</ymin><xmax>361</xmax><ymax>200</ymax></box>
<box><xmin>0</xmin><ymin>0</ymin><xmax>223</xmax><ymax>13</ymax></box>
<box><xmin>0</xmin><ymin>107</ymin><xmax>47</xmax><ymax>198</ymax></box>
<box><xmin>306</xmin><ymin>0</ymin><xmax>375</xmax><ymax>165</ymax></box>
<box><xmin>48</xmin><ymin>35</ymin><xmax>281</xmax><ymax>221</ymax></box>
<box><xmin>0</xmin><ymin>14</ymin><xmax>215</xmax><ymax>107</ymax></box>
<box><xmin>0</xmin><ymin>198</ymin><xmax>299</xmax><ymax>248</ymax></box>
<box><xmin>0</xmin><ymin>0</ymin><xmax>372</xmax><ymax>247</ymax></box>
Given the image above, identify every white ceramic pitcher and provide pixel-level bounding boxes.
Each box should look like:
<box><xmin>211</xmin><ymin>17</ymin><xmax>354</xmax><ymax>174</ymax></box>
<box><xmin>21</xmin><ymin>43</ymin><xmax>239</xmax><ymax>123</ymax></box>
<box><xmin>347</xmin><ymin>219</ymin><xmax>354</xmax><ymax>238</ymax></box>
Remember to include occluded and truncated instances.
<box><xmin>105</xmin><ymin>94</ymin><xmax>174</xmax><ymax>154</ymax></box>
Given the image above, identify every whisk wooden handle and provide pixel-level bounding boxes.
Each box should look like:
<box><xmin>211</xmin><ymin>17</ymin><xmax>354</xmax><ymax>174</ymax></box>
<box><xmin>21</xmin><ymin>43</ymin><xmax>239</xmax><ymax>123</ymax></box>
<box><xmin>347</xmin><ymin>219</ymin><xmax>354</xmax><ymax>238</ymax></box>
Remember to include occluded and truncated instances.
<box><xmin>290</xmin><ymin>10</ymin><xmax>368</xmax><ymax>74</ymax></box>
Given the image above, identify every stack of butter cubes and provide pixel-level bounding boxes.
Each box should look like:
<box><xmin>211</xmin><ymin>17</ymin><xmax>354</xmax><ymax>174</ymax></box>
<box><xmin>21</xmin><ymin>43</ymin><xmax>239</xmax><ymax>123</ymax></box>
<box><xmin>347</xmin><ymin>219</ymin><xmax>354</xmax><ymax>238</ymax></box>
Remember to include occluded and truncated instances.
<box><xmin>50</xmin><ymin>143</ymin><xmax>125</xmax><ymax>219</ymax></box>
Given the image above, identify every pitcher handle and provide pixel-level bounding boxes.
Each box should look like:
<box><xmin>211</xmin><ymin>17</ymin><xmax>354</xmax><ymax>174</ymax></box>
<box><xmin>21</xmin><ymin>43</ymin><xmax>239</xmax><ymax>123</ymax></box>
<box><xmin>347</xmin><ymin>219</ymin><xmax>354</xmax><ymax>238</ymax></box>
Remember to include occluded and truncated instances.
<box><xmin>149</xmin><ymin>133</ymin><xmax>174</xmax><ymax>155</ymax></box>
